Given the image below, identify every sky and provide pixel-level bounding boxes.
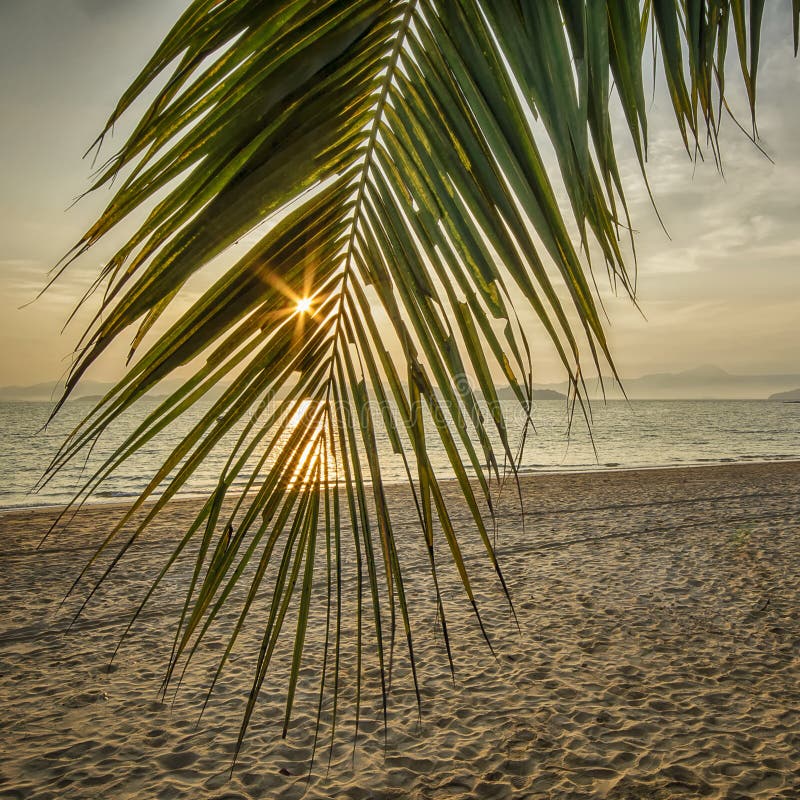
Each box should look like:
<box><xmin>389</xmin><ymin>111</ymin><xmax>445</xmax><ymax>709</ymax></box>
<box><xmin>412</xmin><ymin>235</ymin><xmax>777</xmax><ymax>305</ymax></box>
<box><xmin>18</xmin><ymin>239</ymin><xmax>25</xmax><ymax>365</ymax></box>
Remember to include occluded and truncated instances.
<box><xmin>0</xmin><ymin>1</ymin><xmax>798</xmax><ymax>389</ymax></box>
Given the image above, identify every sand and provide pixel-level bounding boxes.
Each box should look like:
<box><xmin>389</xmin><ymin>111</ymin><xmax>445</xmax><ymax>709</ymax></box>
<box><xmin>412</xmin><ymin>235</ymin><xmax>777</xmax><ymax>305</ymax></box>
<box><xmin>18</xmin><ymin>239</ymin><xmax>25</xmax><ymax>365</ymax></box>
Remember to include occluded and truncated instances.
<box><xmin>1</xmin><ymin>460</ymin><xmax>799</xmax><ymax>799</ymax></box>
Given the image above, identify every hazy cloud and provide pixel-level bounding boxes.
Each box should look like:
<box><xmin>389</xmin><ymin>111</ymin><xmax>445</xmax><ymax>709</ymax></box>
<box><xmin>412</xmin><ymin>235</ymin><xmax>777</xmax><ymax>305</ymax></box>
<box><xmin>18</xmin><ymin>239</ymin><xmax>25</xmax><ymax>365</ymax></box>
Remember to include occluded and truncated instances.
<box><xmin>0</xmin><ymin>3</ymin><xmax>797</xmax><ymax>386</ymax></box>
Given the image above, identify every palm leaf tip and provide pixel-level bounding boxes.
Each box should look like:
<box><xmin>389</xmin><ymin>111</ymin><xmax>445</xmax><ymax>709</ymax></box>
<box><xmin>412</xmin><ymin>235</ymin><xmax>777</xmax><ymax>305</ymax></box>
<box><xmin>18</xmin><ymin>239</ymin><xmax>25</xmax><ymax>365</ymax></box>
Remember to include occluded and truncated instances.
<box><xmin>46</xmin><ymin>0</ymin><xmax>799</xmax><ymax>762</ymax></box>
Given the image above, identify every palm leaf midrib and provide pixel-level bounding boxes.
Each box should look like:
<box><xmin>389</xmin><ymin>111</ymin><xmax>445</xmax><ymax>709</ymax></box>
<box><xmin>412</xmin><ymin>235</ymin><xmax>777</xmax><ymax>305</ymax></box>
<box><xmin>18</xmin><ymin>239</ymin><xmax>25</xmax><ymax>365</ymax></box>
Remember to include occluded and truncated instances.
<box><xmin>323</xmin><ymin>0</ymin><xmax>418</xmax><ymax>397</ymax></box>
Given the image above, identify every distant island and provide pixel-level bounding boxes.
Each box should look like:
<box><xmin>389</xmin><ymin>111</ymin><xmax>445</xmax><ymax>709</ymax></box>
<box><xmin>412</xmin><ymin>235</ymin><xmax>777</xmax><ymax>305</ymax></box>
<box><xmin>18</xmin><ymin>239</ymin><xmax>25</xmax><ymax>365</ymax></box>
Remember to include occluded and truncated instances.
<box><xmin>531</xmin><ymin>365</ymin><xmax>800</xmax><ymax>401</ymax></box>
<box><xmin>769</xmin><ymin>388</ymin><xmax>800</xmax><ymax>401</ymax></box>
<box><xmin>0</xmin><ymin>379</ymin><xmax>213</xmax><ymax>404</ymax></box>
<box><xmin>3</xmin><ymin>366</ymin><xmax>800</xmax><ymax>403</ymax></box>
<box><xmin>531</xmin><ymin>389</ymin><xmax>566</xmax><ymax>401</ymax></box>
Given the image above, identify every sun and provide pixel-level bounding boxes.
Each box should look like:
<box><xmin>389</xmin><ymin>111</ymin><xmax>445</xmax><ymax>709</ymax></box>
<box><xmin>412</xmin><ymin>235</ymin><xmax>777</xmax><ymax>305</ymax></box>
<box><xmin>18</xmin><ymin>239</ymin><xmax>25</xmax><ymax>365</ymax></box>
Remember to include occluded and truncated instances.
<box><xmin>296</xmin><ymin>297</ymin><xmax>312</xmax><ymax>314</ymax></box>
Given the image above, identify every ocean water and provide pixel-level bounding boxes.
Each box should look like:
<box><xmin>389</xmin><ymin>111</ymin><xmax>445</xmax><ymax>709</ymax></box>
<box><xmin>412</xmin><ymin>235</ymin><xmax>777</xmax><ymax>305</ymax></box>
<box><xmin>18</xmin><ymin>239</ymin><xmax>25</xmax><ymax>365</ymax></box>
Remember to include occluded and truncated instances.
<box><xmin>0</xmin><ymin>398</ymin><xmax>797</xmax><ymax>509</ymax></box>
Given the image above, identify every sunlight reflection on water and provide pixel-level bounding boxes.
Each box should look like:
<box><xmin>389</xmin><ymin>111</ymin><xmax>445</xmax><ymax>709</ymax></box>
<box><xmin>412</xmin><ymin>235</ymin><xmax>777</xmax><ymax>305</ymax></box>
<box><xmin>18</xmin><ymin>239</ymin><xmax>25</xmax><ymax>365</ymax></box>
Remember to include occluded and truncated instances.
<box><xmin>0</xmin><ymin>399</ymin><xmax>797</xmax><ymax>508</ymax></box>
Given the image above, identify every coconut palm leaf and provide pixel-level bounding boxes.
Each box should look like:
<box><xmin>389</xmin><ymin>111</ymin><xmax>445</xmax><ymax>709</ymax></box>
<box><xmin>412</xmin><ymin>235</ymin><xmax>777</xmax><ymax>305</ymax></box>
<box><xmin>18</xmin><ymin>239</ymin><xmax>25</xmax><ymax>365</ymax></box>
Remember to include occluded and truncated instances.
<box><xmin>46</xmin><ymin>0</ymin><xmax>797</xmax><ymax>756</ymax></box>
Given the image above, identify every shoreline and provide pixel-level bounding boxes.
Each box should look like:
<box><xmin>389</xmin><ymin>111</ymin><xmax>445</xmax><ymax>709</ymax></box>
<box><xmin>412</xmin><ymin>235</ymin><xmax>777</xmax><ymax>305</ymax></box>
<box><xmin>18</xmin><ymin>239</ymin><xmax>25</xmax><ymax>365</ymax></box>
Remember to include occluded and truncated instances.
<box><xmin>1</xmin><ymin>459</ymin><xmax>799</xmax><ymax>799</ymax></box>
<box><xmin>2</xmin><ymin>454</ymin><xmax>799</xmax><ymax>516</ymax></box>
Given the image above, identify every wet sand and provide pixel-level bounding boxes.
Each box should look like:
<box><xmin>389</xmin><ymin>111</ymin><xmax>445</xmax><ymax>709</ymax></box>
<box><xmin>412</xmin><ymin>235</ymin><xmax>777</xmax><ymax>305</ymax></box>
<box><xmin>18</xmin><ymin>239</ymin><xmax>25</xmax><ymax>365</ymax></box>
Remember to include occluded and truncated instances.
<box><xmin>1</xmin><ymin>460</ymin><xmax>799</xmax><ymax>799</ymax></box>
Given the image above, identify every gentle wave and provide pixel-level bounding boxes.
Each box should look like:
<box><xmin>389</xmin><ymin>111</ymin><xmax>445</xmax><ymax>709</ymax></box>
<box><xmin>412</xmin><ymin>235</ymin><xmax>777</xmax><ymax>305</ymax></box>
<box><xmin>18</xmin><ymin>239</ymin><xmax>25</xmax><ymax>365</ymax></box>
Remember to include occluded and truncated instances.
<box><xmin>0</xmin><ymin>399</ymin><xmax>798</xmax><ymax>509</ymax></box>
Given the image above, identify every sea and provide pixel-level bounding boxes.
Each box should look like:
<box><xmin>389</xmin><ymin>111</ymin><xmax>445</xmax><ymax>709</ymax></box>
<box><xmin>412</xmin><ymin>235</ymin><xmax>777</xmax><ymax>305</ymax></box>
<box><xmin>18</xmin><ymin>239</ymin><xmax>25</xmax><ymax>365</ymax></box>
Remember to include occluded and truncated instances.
<box><xmin>0</xmin><ymin>398</ymin><xmax>797</xmax><ymax>509</ymax></box>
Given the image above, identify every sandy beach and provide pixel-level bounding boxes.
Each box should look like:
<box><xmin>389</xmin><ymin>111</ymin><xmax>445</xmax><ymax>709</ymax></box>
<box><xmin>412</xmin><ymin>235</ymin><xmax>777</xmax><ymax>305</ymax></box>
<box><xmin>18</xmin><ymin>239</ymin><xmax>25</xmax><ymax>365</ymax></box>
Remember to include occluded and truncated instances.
<box><xmin>1</xmin><ymin>460</ymin><xmax>799</xmax><ymax>799</ymax></box>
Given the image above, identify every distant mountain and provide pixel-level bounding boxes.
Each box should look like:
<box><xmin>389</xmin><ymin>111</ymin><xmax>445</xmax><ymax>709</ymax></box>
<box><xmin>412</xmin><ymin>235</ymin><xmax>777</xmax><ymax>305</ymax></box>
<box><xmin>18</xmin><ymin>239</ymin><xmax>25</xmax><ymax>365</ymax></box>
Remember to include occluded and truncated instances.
<box><xmin>0</xmin><ymin>380</ymin><xmax>114</xmax><ymax>403</ymax></box>
<box><xmin>531</xmin><ymin>388</ymin><xmax>566</xmax><ymax>401</ymax></box>
<box><xmin>671</xmin><ymin>364</ymin><xmax>731</xmax><ymax>380</ymax></box>
<box><xmin>769</xmin><ymin>388</ymin><xmax>800</xmax><ymax>401</ymax></box>
<box><xmin>496</xmin><ymin>387</ymin><xmax>566</xmax><ymax>403</ymax></box>
<box><xmin>533</xmin><ymin>365</ymin><xmax>800</xmax><ymax>400</ymax></box>
<box><xmin>0</xmin><ymin>377</ymin><xmax>215</xmax><ymax>403</ymax></box>
<box><xmin>3</xmin><ymin>366</ymin><xmax>798</xmax><ymax>404</ymax></box>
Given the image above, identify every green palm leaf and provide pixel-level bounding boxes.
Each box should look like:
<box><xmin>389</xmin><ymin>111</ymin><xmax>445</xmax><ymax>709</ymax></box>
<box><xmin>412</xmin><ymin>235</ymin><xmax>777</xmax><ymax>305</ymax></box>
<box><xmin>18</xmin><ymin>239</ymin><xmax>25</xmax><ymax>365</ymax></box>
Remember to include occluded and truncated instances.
<box><xmin>45</xmin><ymin>0</ymin><xmax>797</xmax><ymax>759</ymax></box>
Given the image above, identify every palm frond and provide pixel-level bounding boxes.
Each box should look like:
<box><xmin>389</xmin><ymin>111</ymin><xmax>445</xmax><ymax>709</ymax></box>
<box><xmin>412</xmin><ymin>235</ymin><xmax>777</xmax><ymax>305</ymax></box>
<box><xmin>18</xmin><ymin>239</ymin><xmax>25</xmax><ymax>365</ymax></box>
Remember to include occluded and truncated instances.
<box><xmin>46</xmin><ymin>0</ymin><xmax>797</xmax><ymax>757</ymax></box>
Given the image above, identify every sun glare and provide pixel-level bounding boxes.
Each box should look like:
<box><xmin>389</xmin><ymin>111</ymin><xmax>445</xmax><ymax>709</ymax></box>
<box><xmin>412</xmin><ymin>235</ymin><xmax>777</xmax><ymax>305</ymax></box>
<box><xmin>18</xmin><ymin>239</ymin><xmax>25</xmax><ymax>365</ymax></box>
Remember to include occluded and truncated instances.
<box><xmin>289</xmin><ymin>398</ymin><xmax>313</xmax><ymax>427</ymax></box>
<box><xmin>296</xmin><ymin>297</ymin><xmax>312</xmax><ymax>314</ymax></box>
<box><xmin>280</xmin><ymin>398</ymin><xmax>339</xmax><ymax>488</ymax></box>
